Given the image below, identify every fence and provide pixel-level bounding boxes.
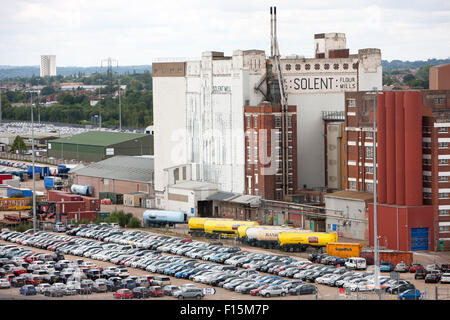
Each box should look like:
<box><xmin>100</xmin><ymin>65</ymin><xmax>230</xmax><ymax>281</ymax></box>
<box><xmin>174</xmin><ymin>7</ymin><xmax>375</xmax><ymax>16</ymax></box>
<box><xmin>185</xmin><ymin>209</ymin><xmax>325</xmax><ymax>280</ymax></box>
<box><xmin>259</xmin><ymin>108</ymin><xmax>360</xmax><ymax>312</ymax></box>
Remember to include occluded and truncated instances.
<box><xmin>0</xmin><ymin>152</ymin><xmax>90</xmax><ymax>166</ymax></box>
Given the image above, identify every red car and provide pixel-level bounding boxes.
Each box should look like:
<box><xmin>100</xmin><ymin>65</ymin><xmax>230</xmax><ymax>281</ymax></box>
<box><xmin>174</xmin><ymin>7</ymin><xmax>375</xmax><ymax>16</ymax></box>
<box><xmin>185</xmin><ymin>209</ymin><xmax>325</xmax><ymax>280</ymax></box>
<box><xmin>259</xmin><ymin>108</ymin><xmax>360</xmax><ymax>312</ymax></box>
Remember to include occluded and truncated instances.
<box><xmin>148</xmin><ymin>286</ymin><xmax>164</xmax><ymax>297</ymax></box>
<box><xmin>250</xmin><ymin>285</ymin><xmax>269</xmax><ymax>296</ymax></box>
<box><xmin>113</xmin><ymin>288</ymin><xmax>134</xmax><ymax>299</ymax></box>
<box><xmin>409</xmin><ymin>264</ymin><xmax>424</xmax><ymax>273</ymax></box>
<box><xmin>12</xmin><ymin>267</ymin><xmax>27</xmax><ymax>276</ymax></box>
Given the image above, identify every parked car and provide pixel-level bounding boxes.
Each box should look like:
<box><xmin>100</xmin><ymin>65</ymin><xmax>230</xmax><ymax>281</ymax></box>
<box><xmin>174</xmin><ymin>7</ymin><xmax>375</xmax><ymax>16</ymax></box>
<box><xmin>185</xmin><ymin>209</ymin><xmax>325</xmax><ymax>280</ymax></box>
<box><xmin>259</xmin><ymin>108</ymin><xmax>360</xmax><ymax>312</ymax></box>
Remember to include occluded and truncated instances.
<box><xmin>289</xmin><ymin>284</ymin><xmax>317</xmax><ymax>295</ymax></box>
<box><xmin>398</xmin><ymin>289</ymin><xmax>422</xmax><ymax>300</ymax></box>
<box><xmin>0</xmin><ymin>278</ymin><xmax>10</xmax><ymax>289</ymax></box>
<box><xmin>388</xmin><ymin>283</ymin><xmax>415</xmax><ymax>294</ymax></box>
<box><xmin>440</xmin><ymin>273</ymin><xmax>450</xmax><ymax>284</ymax></box>
<box><xmin>425</xmin><ymin>270</ymin><xmax>441</xmax><ymax>283</ymax></box>
<box><xmin>20</xmin><ymin>285</ymin><xmax>37</xmax><ymax>295</ymax></box>
<box><xmin>148</xmin><ymin>286</ymin><xmax>164</xmax><ymax>297</ymax></box>
<box><xmin>132</xmin><ymin>286</ymin><xmax>151</xmax><ymax>299</ymax></box>
<box><xmin>394</xmin><ymin>262</ymin><xmax>409</xmax><ymax>273</ymax></box>
<box><xmin>259</xmin><ymin>285</ymin><xmax>288</xmax><ymax>298</ymax></box>
<box><xmin>113</xmin><ymin>288</ymin><xmax>133</xmax><ymax>299</ymax></box>
<box><xmin>163</xmin><ymin>285</ymin><xmax>181</xmax><ymax>296</ymax></box>
<box><xmin>173</xmin><ymin>287</ymin><xmax>204</xmax><ymax>300</ymax></box>
<box><xmin>380</xmin><ymin>262</ymin><xmax>395</xmax><ymax>272</ymax></box>
<box><xmin>441</xmin><ymin>264</ymin><xmax>449</xmax><ymax>273</ymax></box>
<box><xmin>415</xmin><ymin>269</ymin><xmax>427</xmax><ymax>280</ymax></box>
<box><xmin>409</xmin><ymin>264</ymin><xmax>424</xmax><ymax>273</ymax></box>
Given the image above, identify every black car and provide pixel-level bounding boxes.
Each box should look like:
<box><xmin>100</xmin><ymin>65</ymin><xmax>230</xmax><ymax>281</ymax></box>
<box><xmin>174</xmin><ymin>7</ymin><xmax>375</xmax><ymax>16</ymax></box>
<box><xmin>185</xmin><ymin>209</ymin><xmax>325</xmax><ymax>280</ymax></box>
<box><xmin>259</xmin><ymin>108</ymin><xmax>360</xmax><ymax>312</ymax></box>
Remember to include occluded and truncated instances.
<box><xmin>132</xmin><ymin>286</ymin><xmax>151</xmax><ymax>299</ymax></box>
<box><xmin>425</xmin><ymin>272</ymin><xmax>441</xmax><ymax>283</ymax></box>
<box><xmin>289</xmin><ymin>284</ymin><xmax>318</xmax><ymax>295</ymax></box>
<box><xmin>87</xmin><ymin>269</ymin><xmax>102</xmax><ymax>280</ymax></box>
<box><xmin>10</xmin><ymin>276</ymin><xmax>27</xmax><ymax>288</ymax></box>
<box><xmin>441</xmin><ymin>264</ymin><xmax>449</xmax><ymax>273</ymax></box>
<box><xmin>415</xmin><ymin>269</ymin><xmax>426</xmax><ymax>280</ymax></box>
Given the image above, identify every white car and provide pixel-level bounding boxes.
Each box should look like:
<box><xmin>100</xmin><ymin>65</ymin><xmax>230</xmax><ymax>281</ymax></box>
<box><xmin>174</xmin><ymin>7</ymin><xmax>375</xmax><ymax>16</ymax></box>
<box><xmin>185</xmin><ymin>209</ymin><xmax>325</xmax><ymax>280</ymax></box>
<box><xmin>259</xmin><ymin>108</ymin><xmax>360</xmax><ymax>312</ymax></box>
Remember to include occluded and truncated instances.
<box><xmin>441</xmin><ymin>273</ymin><xmax>450</xmax><ymax>284</ymax></box>
<box><xmin>36</xmin><ymin>283</ymin><xmax>51</xmax><ymax>294</ymax></box>
<box><xmin>345</xmin><ymin>257</ymin><xmax>367</xmax><ymax>270</ymax></box>
<box><xmin>0</xmin><ymin>278</ymin><xmax>11</xmax><ymax>289</ymax></box>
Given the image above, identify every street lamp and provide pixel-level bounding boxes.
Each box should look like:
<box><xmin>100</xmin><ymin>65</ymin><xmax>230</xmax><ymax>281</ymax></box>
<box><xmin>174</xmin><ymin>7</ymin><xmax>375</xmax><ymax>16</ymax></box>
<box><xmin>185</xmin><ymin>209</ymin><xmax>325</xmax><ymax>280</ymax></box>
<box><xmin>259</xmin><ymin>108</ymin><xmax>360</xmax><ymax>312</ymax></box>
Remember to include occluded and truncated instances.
<box><xmin>372</xmin><ymin>87</ymin><xmax>380</xmax><ymax>293</ymax></box>
<box><xmin>30</xmin><ymin>90</ymin><xmax>37</xmax><ymax>233</ymax></box>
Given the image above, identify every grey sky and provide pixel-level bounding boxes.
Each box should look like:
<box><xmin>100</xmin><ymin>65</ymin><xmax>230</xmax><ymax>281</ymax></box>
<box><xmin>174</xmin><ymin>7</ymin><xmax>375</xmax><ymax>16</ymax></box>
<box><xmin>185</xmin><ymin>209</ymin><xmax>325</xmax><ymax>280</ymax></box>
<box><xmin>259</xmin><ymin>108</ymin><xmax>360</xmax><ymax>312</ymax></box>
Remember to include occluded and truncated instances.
<box><xmin>0</xmin><ymin>0</ymin><xmax>449</xmax><ymax>66</ymax></box>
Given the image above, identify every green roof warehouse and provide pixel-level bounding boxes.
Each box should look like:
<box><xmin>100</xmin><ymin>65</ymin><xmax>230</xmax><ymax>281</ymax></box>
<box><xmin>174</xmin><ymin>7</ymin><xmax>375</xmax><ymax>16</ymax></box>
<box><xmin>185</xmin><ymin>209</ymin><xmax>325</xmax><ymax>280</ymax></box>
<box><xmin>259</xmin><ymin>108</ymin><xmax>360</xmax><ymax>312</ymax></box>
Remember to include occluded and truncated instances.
<box><xmin>47</xmin><ymin>131</ymin><xmax>154</xmax><ymax>162</ymax></box>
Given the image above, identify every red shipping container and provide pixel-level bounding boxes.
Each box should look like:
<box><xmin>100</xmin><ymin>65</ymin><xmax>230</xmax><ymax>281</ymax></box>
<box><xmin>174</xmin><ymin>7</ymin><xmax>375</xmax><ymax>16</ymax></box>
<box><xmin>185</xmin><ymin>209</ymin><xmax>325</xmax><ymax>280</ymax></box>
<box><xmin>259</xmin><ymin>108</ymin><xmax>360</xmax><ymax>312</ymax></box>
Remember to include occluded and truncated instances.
<box><xmin>66</xmin><ymin>211</ymin><xmax>97</xmax><ymax>222</ymax></box>
<box><xmin>0</xmin><ymin>174</ymin><xmax>13</xmax><ymax>184</ymax></box>
<box><xmin>80</xmin><ymin>196</ymin><xmax>100</xmax><ymax>212</ymax></box>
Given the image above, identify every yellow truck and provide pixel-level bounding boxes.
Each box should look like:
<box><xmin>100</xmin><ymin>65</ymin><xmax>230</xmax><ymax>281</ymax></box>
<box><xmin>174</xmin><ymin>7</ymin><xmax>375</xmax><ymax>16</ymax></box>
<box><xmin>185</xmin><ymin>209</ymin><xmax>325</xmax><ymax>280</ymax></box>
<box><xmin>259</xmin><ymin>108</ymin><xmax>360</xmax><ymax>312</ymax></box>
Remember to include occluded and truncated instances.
<box><xmin>277</xmin><ymin>232</ymin><xmax>338</xmax><ymax>252</ymax></box>
<box><xmin>203</xmin><ymin>219</ymin><xmax>259</xmax><ymax>239</ymax></box>
<box><xmin>187</xmin><ymin>217</ymin><xmax>233</xmax><ymax>237</ymax></box>
<box><xmin>326</xmin><ymin>242</ymin><xmax>363</xmax><ymax>259</ymax></box>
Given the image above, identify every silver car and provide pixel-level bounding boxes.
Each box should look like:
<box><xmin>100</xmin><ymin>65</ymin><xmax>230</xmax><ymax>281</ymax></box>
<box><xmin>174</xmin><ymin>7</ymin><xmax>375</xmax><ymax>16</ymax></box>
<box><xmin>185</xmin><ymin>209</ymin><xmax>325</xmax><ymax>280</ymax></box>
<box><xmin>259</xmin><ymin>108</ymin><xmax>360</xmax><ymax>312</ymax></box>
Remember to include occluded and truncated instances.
<box><xmin>259</xmin><ymin>285</ymin><xmax>288</xmax><ymax>298</ymax></box>
<box><xmin>173</xmin><ymin>287</ymin><xmax>204</xmax><ymax>300</ymax></box>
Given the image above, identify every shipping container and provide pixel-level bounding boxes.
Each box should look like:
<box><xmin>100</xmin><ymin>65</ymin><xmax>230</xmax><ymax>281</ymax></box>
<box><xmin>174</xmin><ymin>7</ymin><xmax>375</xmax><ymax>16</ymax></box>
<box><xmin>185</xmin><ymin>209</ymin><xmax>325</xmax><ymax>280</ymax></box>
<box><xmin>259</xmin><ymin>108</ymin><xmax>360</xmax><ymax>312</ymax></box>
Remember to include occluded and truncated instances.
<box><xmin>360</xmin><ymin>250</ymin><xmax>414</xmax><ymax>266</ymax></box>
<box><xmin>326</xmin><ymin>243</ymin><xmax>363</xmax><ymax>259</ymax></box>
<box><xmin>0</xmin><ymin>174</ymin><xmax>13</xmax><ymax>184</ymax></box>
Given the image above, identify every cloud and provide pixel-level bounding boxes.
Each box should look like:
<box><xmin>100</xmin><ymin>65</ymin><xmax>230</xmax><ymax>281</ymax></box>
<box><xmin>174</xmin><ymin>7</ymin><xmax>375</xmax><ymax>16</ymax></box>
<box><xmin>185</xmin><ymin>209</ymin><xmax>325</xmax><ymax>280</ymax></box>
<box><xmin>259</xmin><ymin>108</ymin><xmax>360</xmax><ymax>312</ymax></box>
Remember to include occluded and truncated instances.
<box><xmin>0</xmin><ymin>0</ymin><xmax>448</xmax><ymax>66</ymax></box>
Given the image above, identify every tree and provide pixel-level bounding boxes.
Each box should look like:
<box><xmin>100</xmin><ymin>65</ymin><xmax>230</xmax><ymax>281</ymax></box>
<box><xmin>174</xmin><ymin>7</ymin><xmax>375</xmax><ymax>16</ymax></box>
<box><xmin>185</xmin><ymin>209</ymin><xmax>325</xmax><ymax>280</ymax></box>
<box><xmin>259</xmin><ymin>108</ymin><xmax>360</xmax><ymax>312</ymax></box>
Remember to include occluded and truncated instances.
<box><xmin>10</xmin><ymin>135</ymin><xmax>27</xmax><ymax>153</ymax></box>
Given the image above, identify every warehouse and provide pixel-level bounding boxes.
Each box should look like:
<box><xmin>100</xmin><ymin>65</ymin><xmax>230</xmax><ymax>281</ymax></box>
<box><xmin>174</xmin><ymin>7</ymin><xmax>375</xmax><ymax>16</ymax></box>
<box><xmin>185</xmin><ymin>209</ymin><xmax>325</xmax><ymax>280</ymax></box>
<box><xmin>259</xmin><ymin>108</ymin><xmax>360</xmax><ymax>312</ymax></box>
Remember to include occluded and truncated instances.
<box><xmin>70</xmin><ymin>155</ymin><xmax>154</xmax><ymax>199</ymax></box>
<box><xmin>47</xmin><ymin>131</ymin><xmax>154</xmax><ymax>162</ymax></box>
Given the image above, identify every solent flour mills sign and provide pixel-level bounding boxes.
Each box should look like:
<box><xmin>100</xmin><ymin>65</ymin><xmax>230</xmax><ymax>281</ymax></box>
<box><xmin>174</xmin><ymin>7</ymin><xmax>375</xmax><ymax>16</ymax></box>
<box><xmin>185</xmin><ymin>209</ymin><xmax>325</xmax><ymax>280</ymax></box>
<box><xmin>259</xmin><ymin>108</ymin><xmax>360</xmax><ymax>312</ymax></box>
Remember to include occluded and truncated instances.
<box><xmin>284</xmin><ymin>75</ymin><xmax>357</xmax><ymax>93</ymax></box>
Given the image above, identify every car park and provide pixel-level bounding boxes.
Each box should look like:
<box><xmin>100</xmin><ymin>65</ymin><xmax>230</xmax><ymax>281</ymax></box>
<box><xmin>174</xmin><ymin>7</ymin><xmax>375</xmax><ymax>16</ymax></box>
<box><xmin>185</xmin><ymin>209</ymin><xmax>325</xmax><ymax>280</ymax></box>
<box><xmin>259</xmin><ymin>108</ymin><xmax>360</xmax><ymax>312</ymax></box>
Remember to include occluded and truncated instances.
<box><xmin>259</xmin><ymin>285</ymin><xmax>288</xmax><ymax>297</ymax></box>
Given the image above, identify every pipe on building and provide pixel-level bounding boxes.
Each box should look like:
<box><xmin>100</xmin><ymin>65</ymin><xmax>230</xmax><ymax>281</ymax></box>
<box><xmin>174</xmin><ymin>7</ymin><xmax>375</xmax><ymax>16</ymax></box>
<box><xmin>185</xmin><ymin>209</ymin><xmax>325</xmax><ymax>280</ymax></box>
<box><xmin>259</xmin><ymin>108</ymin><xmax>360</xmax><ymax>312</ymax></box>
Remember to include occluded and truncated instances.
<box><xmin>385</xmin><ymin>92</ymin><xmax>396</xmax><ymax>204</ymax></box>
<box><xmin>394</xmin><ymin>91</ymin><xmax>405</xmax><ymax>205</ymax></box>
<box><xmin>404</xmin><ymin>91</ymin><xmax>423</xmax><ymax>206</ymax></box>
<box><xmin>376</xmin><ymin>93</ymin><xmax>387</xmax><ymax>203</ymax></box>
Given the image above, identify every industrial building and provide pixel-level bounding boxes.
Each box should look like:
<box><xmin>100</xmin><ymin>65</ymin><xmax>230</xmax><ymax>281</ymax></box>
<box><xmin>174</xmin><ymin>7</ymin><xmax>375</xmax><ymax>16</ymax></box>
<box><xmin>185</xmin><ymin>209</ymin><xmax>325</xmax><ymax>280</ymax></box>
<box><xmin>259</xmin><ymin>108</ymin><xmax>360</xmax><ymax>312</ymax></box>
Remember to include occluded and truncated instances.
<box><xmin>152</xmin><ymin>12</ymin><xmax>381</xmax><ymax>210</ymax></box>
<box><xmin>70</xmin><ymin>155</ymin><xmax>154</xmax><ymax>199</ymax></box>
<box><xmin>47</xmin><ymin>131</ymin><xmax>154</xmax><ymax>162</ymax></box>
<box><xmin>344</xmin><ymin>89</ymin><xmax>450</xmax><ymax>251</ymax></box>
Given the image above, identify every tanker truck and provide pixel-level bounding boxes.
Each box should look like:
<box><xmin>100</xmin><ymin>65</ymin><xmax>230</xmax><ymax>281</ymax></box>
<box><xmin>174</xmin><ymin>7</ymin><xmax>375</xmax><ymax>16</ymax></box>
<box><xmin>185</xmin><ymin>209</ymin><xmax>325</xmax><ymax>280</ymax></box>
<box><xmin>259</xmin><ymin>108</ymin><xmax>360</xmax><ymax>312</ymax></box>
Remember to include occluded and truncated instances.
<box><xmin>277</xmin><ymin>232</ymin><xmax>338</xmax><ymax>252</ymax></box>
<box><xmin>143</xmin><ymin>210</ymin><xmax>187</xmax><ymax>228</ymax></box>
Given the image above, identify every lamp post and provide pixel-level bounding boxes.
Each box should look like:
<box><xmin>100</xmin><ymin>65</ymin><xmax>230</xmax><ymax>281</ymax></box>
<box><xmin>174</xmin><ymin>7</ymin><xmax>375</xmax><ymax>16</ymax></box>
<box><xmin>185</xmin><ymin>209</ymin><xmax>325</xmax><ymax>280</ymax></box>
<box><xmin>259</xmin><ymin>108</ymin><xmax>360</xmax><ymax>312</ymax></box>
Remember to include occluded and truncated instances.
<box><xmin>31</xmin><ymin>90</ymin><xmax>37</xmax><ymax>233</ymax></box>
<box><xmin>372</xmin><ymin>87</ymin><xmax>380</xmax><ymax>294</ymax></box>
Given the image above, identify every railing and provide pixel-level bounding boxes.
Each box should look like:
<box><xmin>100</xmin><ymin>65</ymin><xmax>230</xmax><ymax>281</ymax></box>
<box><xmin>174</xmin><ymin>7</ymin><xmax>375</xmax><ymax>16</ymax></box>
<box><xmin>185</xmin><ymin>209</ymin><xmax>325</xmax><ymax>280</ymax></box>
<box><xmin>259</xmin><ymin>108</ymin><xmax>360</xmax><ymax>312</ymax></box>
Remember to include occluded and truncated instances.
<box><xmin>0</xmin><ymin>152</ymin><xmax>89</xmax><ymax>166</ymax></box>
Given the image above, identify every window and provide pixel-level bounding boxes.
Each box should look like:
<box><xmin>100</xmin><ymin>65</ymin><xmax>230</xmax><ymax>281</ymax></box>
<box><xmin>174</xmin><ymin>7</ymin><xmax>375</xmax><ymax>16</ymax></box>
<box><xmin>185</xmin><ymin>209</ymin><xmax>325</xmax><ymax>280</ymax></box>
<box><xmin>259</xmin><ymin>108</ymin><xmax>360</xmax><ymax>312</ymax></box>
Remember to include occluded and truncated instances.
<box><xmin>439</xmin><ymin>210</ymin><xmax>450</xmax><ymax>216</ymax></box>
<box><xmin>366</xmin><ymin>182</ymin><xmax>373</xmax><ymax>192</ymax></box>
<box><xmin>254</xmin><ymin>116</ymin><xmax>258</xmax><ymax>128</ymax></box>
<box><xmin>276</xmin><ymin>190</ymin><xmax>283</xmax><ymax>200</ymax></box>
<box><xmin>314</xmin><ymin>64</ymin><xmax>320</xmax><ymax>70</ymax></box>
<box><xmin>348</xmin><ymin>99</ymin><xmax>356</xmax><ymax>107</ymax></box>
<box><xmin>439</xmin><ymin>193</ymin><xmax>449</xmax><ymax>199</ymax></box>
<box><xmin>276</xmin><ymin>174</ymin><xmax>282</xmax><ymax>183</ymax></box>
<box><xmin>434</xmin><ymin>98</ymin><xmax>445</xmax><ymax>105</ymax></box>
<box><xmin>288</xmin><ymin>160</ymin><xmax>293</xmax><ymax>169</ymax></box>
<box><xmin>439</xmin><ymin>226</ymin><xmax>450</xmax><ymax>233</ymax></box>
<box><xmin>288</xmin><ymin>132</ymin><xmax>292</xmax><ymax>141</ymax></box>
<box><xmin>349</xmin><ymin>181</ymin><xmax>357</xmax><ymax>191</ymax></box>
<box><xmin>333</xmin><ymin>63</ymin><xmax>339</xmax><ymax>70</ymax></box>
<box><xmin>423</xmin><ymin>142</ymin><xmax>431</xmax><ymax>149</ymax></box>
<box><xmin>275</xmin><ymin>116</ymin><xmax>281</xmax><ymax>128</ymax></box>
<box><xmin>423</xmin><ymin>175</ymin><xmax>432</xmax><ymax>182</ymax></box>
<box><xmin>352</xmin><ymin>63</ymin><xmax>358</xmax><ymax>69</ymax></box>
<box><xmin>288</xmin><ymin>147</ymin><xmax>293</xmax><ymax>156</ymax></box>
<box><xmin>178</xmin><ymin>68</ymin><xmax>182</xmax><ymax>73</ymax></box>
<box><xmin>343</xmin><ymin>63</ymin><xmax>349</xmax><ymax>70</ymax></box>
<box><xmin>439</xmin><ymin>159</ymin><xmax>449</xmax><ymax>166</ymax></box>
<box><xmin>162</xmin><ymin>68</ymin><xmax>166</xmax><ymax>74</ymax></box>
<box><xmin>295</xmin><ymin>64</ymin><xmax>301</xmax><ymax>71</ymax></box>
<box><xmin>438</xmin><ymin>127</ymin><xmax>448</xmax><ymax>133</ymax></box>
<box><xmin>439</xmin><ymin>142</ymin><xmax>448</xmax><ymax>149</ymax></box>
<box><xmin>365</xmin><ymin>146</ymin><xmax>374</xmax><ymax>159</ymax></box>
<box><xmin>424</xmin><ymin>192</ymin><xmax>432</xmax><ymax>199</ymax></box>
<box><xmin>246</xmin><ymin>116</ymin><xmax>251</xmax><ymax>128</ymax></box>
<box><xmin>324</xmin><ymin>63</ymin><xmax>330</xmax><ymax>70</ymax></box>
<box><xmin>423</xmin><ymin>158</ymin><xmax>432</xmax><ymax>166</ymax></box>
<box><xmin>305</xmin><ymin>64</ymin><xmax>311</xmax><ymax>70</ymax></box>
<box><xmin>439</xmin><ymin>176</ymin><xmax>449</xmax><ymax>183</ymax></box>
<box><xmin>153</xmin><ymin>68</ymin><xmax>158</xmax><ymax>73</ymax></box>
<box><xmin>288</xmin><ymin>175</ymin><xmax>293</xmax><ymax>183</ymax></box>
<box><xmin>285</xmin><ymin>64</ymin><xmax>291</xmax><ymax>71</ymax></box>
<box><xmin>169</xmin><ymin>68</ymin><xmax>174</xmax><ymax>73</ymax></box>
<box><xmin>287</xmin><ymin>116</ymin><xmax>292</xmax><ymax>128</ymax></box>
<box><xmin>365</xmin><ymin>131</ymin><xmax>373</xmax><ymax>138</ymax></box>
<box><xmin>365</xmin><ymin>166</ymin><xmax>374</xmax><ymax>174</ymax></box>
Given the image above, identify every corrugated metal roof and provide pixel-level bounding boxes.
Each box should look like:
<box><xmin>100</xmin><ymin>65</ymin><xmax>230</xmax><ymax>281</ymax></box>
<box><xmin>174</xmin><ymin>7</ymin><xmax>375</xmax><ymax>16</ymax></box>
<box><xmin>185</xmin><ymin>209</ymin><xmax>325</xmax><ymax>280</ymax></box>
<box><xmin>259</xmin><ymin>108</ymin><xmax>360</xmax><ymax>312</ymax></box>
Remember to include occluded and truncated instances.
<box><xmin>324</xmin><ymin>190</ymin><xmax>374</xmax><ymax>202</ymax></box>
<box><xmin>51</xmin><ymin>131</ymin><xmax>148</xmax><ymax>147</ymax></box>
<box><xmin>231</xmin><ymin>195</ymin><xmax>261</xmax><ymax>207</ymax></box>
<box><xmin>207</xmin><ymin>192</ymin><xmax>240</xmax><ymax>201</ymax></box>
<box><xmin>72</xmin><ymin>155</ymin><xmax>153</xmax><ymax>183</ymax></box>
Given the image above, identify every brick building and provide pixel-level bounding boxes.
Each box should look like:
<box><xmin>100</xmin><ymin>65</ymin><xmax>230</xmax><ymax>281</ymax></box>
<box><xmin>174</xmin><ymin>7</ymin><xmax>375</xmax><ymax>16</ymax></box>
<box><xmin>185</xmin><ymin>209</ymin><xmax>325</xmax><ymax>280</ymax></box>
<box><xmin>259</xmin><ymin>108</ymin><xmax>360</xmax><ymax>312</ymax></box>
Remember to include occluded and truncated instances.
<box><xmin>345</xmin><ymin>89</ymin><xmax>450</xmax><ymax>251</ymax></box>
<box><xmin>244</xmin><ymin>102</ymin><xmax>297</xmax><ymax>200</ymax></box>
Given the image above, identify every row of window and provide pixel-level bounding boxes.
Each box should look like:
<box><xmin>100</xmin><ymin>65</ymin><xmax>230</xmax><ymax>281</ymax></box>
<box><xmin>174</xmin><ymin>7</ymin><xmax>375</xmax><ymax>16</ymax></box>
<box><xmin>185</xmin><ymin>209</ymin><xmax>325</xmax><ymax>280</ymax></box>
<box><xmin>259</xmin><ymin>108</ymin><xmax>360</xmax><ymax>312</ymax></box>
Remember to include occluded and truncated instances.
<box><xmin>348</xmin><ymin>180</ymin><xmax>373</xmax><ymax>192</ymax></box>
<box><xmin>424</xmin><ymin>142</ymin><xmax>450</xmax><ymax>148</ymax></box>
<box><xmin>246</xmin><ymin>115</ymin><xmax>293</xmax><ymax>129</ymax></box>
<box><xmin>284</xmin><ymin>62</ymin><xmax>357</xmax><ymax>72</ymax></box>
<box><xmin>247</xmin><ymin>159</ymin><xmax>294</xmax><ymax>170</ymax></box>
<box><xmin>423</xmin><ymin>158</ymin><xmax>450</xmax><ymax>166</ymax></box>
<box><xmin>153</xmin><ymin>67</ymin><xmax>183</xmax><ymax>74</ymax></box>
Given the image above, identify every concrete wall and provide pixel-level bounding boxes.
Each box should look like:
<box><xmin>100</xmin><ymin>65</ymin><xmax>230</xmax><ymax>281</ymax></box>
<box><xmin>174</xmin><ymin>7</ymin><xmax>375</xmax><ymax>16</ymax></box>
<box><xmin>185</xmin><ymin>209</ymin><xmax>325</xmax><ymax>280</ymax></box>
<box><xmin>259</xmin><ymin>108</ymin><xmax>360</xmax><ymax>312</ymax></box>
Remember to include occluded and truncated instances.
<box><xmin>324</xmin><ymin>196</ymin><xmax>368</xmax><ymax>240</ymax></box>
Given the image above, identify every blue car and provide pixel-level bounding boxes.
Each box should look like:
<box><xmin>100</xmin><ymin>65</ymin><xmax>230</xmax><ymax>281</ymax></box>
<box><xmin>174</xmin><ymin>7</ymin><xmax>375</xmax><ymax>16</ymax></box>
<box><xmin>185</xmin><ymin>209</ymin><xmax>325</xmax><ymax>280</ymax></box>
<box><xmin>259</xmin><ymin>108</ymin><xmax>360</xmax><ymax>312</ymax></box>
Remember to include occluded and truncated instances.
<box><xmin>20</xmin><ymin>285</ymin><xmax>37</xmax><ymax>295</ymax></box>
<box><xmin>398</xmin><ymin>289</ymin><xmax>422</xmax><ymax>300</ymax></box>
<box><xmin>380</xmin><ymin>262</ymin><xmax>395</xmax><ymax>272</ymax></box>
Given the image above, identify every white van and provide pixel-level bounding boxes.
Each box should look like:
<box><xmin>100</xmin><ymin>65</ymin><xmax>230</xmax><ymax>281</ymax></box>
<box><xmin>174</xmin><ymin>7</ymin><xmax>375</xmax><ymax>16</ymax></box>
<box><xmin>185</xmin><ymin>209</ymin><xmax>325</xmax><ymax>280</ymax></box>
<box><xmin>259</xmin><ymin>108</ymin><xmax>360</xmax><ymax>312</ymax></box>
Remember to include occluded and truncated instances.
<box><xmin>345</xmin><ymin>257</ymin><xmax>367</xmax><ymax>270</ymax></box>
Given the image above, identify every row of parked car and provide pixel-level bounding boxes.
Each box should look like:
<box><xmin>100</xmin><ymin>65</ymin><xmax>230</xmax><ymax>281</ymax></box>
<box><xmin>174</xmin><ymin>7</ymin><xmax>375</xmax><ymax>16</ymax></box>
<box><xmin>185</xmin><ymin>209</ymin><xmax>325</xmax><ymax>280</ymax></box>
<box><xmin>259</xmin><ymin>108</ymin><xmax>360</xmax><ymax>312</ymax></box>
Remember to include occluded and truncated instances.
<box><xmin>0</xmin><ymin>230</ymin><xmax>205</xmax><ymax>299</ymax></box>
<box><xmin>0</xmin><ymin>160</ymin><xmax>28</xmax><ymax>170</ymax></box>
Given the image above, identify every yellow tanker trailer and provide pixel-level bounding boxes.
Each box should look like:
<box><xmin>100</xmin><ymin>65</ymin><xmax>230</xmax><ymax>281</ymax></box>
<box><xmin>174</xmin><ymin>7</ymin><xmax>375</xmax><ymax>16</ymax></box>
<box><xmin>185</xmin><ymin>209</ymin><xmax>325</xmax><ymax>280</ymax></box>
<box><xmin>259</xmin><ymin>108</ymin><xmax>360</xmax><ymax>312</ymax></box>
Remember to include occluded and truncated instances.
<box><xmin>203</xmin><ymin>219</ymin><xmax>259</xmax><ymax>239</ymax></box>
<box><xmin>188</xmin><ymin>217</ymin><xmax>233</xmax><ymax>237</ymax></box>
<box><xmin>277</xmin><ymin>232</ymin><xmax>338</xmax><ymax>252</ymax></box>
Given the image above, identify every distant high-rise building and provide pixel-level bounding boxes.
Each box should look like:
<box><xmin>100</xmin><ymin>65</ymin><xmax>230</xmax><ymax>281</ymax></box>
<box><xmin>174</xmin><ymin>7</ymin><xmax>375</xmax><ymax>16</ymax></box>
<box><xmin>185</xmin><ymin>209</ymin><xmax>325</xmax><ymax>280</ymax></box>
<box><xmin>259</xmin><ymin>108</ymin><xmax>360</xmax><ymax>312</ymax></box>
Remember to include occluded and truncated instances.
<box><xmin>40</xmin><ymin>55</ymin><xmax>56</xmax><ymax>77</ymax></box>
